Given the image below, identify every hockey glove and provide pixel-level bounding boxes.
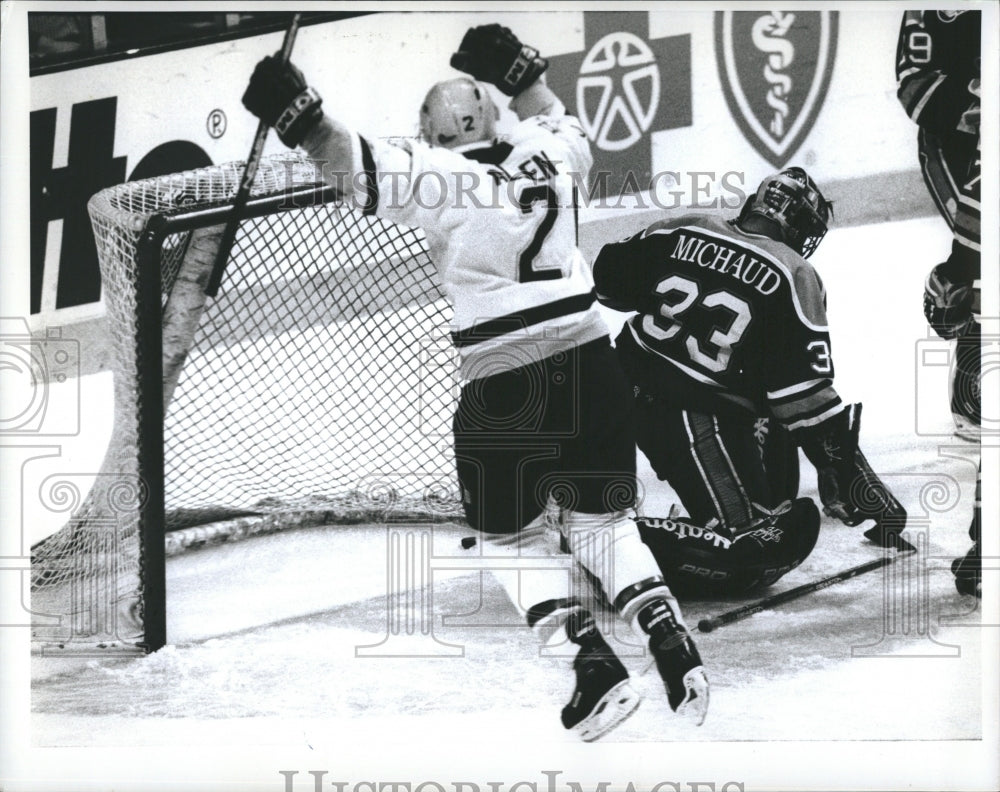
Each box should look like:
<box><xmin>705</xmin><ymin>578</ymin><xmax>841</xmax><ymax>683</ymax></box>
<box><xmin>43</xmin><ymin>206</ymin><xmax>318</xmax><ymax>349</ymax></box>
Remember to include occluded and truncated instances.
<box><xmin>799</xmin><ymin>404</ymin><xmax>913</xmax><ymax>552</ymax></box>
<box><xmin>924</xmin><ymin>263</ymin><xmax>975</xmax><ymax>340</ymax></box>
<box><xmin>450</xmin><ymin>24</ymin><xmax>548</xmax><ymax>96</ymax></box>
<box><xmin>799</xmin><ymin>405</ymin><xmax>862</xmax><ymax>524</ymax></box>
<box><xmin>242</xmin><ymin>55</ymin><xmax>324</xmax><ymax>148</ymax></box>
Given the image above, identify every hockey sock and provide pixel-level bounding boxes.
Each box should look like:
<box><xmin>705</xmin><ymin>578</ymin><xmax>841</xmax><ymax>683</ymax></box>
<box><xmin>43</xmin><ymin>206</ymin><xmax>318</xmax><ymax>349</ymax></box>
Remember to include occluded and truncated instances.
<box><xmin>562</xmin><ymin>510</ymin><xmax>678</xmax><ymax>624</ymax></box>
<box><xmin>481</xmin><ymin>516</ymin><xmax>574</xmax><ymax>644</ymax></box>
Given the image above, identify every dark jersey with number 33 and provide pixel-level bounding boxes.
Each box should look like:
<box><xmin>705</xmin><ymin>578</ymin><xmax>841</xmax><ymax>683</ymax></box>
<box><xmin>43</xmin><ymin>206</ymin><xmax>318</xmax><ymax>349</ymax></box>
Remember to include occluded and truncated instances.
<box><xmin>594</xmin><ymin>213</ymin><xmax>843</xmax><ymax>432</ymax></box>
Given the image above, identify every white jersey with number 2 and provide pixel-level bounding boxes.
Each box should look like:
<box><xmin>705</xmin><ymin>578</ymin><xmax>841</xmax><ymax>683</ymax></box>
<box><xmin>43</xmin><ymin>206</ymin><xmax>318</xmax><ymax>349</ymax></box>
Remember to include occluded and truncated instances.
<box><xmin>344</xmin><ymin>103</ymin><xmax>607</xmax><ymax>381</ymax></box>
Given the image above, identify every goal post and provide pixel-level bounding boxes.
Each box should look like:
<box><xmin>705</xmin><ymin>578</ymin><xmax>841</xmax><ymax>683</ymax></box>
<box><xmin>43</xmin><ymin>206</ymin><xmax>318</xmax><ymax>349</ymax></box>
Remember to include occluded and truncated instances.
<box><xmin>31</xmin><ymin>152</ymin><xmax>464</xmax><ymax>654</ymax></box>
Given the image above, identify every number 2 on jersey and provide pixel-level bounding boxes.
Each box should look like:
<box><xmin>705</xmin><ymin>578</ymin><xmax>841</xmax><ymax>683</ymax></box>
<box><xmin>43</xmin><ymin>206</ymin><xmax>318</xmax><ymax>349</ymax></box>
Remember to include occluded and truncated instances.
<box><xmin>515</xmin><ymin>183</ymin><xmax>561</xmax><ymax>282</ymax></box>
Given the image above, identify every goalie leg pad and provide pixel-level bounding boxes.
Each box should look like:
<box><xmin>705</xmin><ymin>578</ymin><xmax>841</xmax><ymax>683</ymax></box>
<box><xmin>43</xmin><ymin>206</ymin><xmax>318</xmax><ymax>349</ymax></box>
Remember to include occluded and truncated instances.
<box><xmin>755</xmin><ymin>417</ymin><xmax>801</xmax><ymax>503</ymax></box>
<box><xmin>637</xmin><ymin>498</ymin><xmax>820</xmax><ymax>596</ymax></box>
<box><xmin>635</xmin><ymin>403</ymin><xmax>768</xmax><ymax>535</ymax></box>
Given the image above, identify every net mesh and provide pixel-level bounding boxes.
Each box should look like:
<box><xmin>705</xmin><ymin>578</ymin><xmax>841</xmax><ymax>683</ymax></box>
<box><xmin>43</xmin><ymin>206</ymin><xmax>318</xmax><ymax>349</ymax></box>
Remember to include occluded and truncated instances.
<box><xmin>31</xmin><ymin>152</ymin><xmax>462</xmax><ymax>650</ymax></box>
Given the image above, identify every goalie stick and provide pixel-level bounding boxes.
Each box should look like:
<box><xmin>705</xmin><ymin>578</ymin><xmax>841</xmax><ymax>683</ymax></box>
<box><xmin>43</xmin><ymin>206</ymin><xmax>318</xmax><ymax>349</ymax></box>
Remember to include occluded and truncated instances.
<box><xmin>696</xmin><ymin>551</ymin><xmax>908</xmax><ymax>633</ymax></box>
<box><xmin>206</xmin><ymin>13</ymin><xmax>302</xmax><ymax>298</ymax></box>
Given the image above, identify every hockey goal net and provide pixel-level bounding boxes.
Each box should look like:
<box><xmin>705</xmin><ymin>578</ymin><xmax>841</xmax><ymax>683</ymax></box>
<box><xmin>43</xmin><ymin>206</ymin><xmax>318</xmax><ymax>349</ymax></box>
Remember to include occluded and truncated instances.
<box><xmin>31</xmin><ymin>151</ymin><xmax>462</xmax><ymax>653</ymax></box>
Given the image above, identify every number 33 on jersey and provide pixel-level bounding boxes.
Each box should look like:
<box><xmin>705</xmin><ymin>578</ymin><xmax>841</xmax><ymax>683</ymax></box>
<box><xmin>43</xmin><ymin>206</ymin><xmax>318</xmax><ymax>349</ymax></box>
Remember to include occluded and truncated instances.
<box><xmin>593</xmin><ymin>213</ymin><xmax>839</xmax><ymax>431</ymax></box>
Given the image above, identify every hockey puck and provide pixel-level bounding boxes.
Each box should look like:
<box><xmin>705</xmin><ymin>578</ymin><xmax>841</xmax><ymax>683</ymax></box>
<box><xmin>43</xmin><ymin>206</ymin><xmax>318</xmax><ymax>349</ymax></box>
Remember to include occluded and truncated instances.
<box><xmin>461</xmin><ymin>536</ymin><xmax>477</xmax><ymax>549</ymax></box>
<box><xmin>697</xmin><ymin>619</ymin><xmax>716</xmax><ymax>633</ymax></box>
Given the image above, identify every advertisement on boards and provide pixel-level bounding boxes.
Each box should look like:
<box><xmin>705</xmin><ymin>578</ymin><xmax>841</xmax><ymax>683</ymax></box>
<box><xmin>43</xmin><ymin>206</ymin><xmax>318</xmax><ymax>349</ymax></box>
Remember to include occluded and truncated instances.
<box><xmin>29</xmin><ymin>8</ymin><xmax>930</xmax><ymax>354</ymax></box>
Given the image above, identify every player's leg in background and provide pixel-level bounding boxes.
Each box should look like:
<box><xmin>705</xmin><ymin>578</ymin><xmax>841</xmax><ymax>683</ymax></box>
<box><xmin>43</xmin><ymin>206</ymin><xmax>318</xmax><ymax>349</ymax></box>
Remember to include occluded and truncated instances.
<box><xmin>951</xmin><ymin>322</ymin><xmax>981</xmax><ymax>437</ymax></box>
<box><xmin>949</xmin><ymin>145</ymin><xmax>982</xmax><ymax>439</ymax></box>
<box><xmin>918</xmin><ymin>129</ymin><xmax>981</xmax><ymax>439</ymax></box>
<box><xmin>451</xmin><ymin>356</ymin><xmax>642</xmax><ymax>741</ymax></box>
<box><xmin>952</xmin><ymin>462</ymin><xmax>982</xmax><ymax>598</ymax></box>
<box><xmin>555</xmin><ymin>340</ymin><xmax>708</xmax><ymax>724</ymax></box>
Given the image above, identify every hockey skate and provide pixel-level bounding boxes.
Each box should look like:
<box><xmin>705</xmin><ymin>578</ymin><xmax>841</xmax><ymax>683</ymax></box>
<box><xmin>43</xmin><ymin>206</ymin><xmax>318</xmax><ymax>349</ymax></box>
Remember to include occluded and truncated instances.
<box><xmin>643</xmin><ymin>600</ymin><xmax>709</xmax><ymax>725</ymax></box>
<box><xmin>952</xmin><ymin>545</ymin><xmax>981</xmax><ymax>598</ymax></box>
<box><xmin>561</xmin><ymin>629</ymin><xmax>642</xmax><ymax>741</ymax></box>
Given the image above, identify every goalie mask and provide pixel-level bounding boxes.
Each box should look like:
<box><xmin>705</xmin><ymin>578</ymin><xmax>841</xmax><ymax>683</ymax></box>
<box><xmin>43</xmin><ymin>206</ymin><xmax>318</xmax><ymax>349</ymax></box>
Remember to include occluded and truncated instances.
<box><xmin>736</xmin><ymin>167</ymin><xmax>833</xmax><ymax>258</ymax></box>
<box><xmin>419</xmin><ymin>77</ymin><xmax>498</xmax><ymax>150</ymax></box>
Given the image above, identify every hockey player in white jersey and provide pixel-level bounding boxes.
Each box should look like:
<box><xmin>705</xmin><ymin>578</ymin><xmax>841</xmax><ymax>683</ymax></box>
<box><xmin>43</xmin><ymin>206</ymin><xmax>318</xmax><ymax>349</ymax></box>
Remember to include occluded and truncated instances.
<box><xmin>242</xmin><ymin>23</ymin><xmax>709</xmax><ymax>737</ymax></box>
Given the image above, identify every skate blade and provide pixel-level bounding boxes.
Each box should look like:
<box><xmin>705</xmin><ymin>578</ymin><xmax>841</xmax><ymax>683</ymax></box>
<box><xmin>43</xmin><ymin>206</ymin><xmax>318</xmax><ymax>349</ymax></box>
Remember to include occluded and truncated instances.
<box><xmin>675</xmin><ymin>667</ymin><xmax>710</xmax><ymax>727</ymax></box>
<box><xmin>570</xmin><ymin>680</ymin><xmax>642</xmax><ymax>742</ymax></box>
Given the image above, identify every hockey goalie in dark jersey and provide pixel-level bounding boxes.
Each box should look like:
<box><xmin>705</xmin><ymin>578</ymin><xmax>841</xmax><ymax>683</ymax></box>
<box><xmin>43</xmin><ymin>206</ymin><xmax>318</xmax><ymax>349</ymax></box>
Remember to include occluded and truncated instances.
<box><xmin>593</xmin><ymin>168</ymin><xmax>913</xmax><ymax>596</ymax></box>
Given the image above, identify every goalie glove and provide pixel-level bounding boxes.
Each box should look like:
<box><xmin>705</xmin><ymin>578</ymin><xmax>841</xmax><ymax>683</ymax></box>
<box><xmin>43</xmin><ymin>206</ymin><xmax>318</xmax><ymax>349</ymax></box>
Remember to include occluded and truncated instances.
<box><xmin>450</xmin><ymin>24</ymin><xmax>548</xmax><ymax>96</ymax></box>
<box><xmin>924</xmin><ymin>263</ymin><xmax>975</xmax><ymax>340</ymax></box>
<box><xmin>242</xmin><ymin>55</ymin><xmax>324</xmax><ymax>148</ymax></box>
<box><xmin>798</xmin><ymin>404</ymin><xmax>914</xmax><ymax>552</ymax></box>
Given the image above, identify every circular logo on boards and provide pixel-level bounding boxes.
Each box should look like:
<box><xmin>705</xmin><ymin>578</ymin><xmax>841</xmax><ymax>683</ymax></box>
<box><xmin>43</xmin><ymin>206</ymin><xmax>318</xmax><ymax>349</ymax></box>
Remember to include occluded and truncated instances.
<box><xmin>207</xmin><ymin>109</ymin><xmax>227</xmax><ymax>139</ymax></box>
<box><xmin>575</xmin><ymin>32</ymin><xmax>661</xmax><ymax>152</ymax></box>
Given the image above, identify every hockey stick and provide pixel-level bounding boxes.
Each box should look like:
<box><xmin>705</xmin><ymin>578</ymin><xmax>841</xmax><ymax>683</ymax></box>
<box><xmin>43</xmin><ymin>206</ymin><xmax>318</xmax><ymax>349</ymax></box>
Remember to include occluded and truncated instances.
<box><xmin>206</xmin><ymin>13</ymin><xmax>302</xmax><ymax>298</ymax></box>
<box><xmin>697</xmin><ymin>553</ymin><xmax>900</xmax><ymax>633</ymax></box>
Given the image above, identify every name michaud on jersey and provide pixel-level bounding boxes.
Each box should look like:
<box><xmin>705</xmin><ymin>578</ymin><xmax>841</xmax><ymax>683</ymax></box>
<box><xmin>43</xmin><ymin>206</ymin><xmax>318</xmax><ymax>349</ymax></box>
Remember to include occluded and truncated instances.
<box><xmin>665</xmin><ymin>232</ymin><xmax>786</xmax><ymax>296</ymax></box>
<box><xmin>593</xmin><ymin>213</ymin><xmax>840</xmax><ymax>432</ymax></box>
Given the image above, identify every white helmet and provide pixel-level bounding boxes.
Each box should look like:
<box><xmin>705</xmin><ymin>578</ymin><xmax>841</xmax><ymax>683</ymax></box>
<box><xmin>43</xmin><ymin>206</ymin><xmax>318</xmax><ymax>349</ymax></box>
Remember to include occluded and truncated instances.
<box><xmin>419</xmin><ymin>77</ymin><xmax>497</xmax><ymax>149</ymax></box>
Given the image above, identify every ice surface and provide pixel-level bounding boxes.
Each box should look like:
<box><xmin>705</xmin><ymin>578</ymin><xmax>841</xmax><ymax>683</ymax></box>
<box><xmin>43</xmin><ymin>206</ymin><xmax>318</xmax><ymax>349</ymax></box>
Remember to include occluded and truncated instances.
<box><xmin>18</xmin><ymin>217</ymin><xmax>994</xmax><ymax>789</ymax></box>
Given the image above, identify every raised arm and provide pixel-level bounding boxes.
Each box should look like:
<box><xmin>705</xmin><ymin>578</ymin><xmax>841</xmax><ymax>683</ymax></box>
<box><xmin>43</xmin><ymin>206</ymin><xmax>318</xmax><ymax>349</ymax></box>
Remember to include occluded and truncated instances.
<box><xmin>242</xmin><ymin>54</ymin><xmax>360</xmax><ymax>199</ymax></box>
<box><xmin>449</xmin><ymin>23</ymin><xmax>559</xmax><ymax>121</ymax></box>
<box><xmin>509</xmin><ymin>80</ymin><xmax>563</xmax><ymax>120</ymax></box>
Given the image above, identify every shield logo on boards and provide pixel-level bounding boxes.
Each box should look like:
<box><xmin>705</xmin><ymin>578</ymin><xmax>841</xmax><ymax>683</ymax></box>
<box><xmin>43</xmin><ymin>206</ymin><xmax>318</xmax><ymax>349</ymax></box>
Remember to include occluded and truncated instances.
<box><xmin>547</xmin><ymin>12</ymin><xmax>692</xmax><ymax>199</ymax></box>
<box><xmin>714</xmin><ymin>10</ymin><xmax>838</xmax><ymax>168</ymax></box>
